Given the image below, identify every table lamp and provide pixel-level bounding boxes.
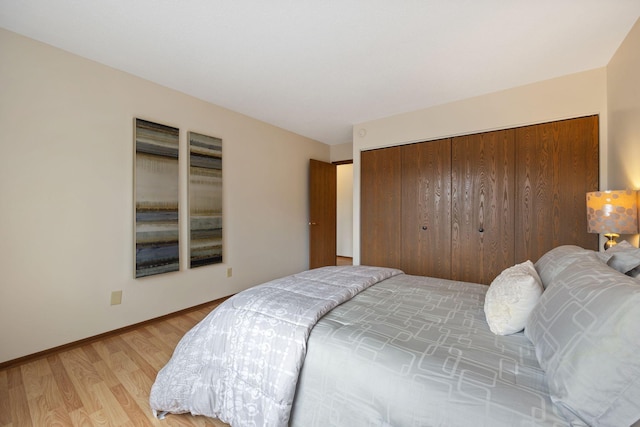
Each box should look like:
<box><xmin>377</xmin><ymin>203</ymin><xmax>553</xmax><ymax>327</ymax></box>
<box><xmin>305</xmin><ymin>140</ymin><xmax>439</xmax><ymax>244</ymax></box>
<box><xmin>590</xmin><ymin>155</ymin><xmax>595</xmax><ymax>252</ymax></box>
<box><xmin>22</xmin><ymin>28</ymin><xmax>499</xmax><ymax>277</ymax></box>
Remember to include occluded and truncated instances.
<box><xmin>586</xmin><ymin>190</ymin><xmax>638</xmax><ymax>250</ymax></box>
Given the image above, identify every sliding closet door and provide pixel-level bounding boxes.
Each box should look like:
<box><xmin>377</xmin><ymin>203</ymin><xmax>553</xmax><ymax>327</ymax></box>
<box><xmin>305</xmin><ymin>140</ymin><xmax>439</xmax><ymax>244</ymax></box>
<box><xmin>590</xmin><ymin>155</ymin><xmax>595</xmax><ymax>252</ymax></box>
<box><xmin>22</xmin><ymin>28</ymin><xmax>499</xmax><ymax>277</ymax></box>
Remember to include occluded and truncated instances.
<box><xmin>515</xmin><ymin>115</ymin><xmax>599</xmax><ymax>262</ymax></box>
<box><xmin>401</xmin><ymin>139</ymin><xmax>452</xmax><ymax>278</ymax></box>
<box><xmin>361</xmin><ymin>146</ymin><xmax>402</xmax><ymax>269</ymax></box>
<box><xmin>451</xmin><ymin>129</ymin><xmax>516</xmax><ymax>285</ymax></box>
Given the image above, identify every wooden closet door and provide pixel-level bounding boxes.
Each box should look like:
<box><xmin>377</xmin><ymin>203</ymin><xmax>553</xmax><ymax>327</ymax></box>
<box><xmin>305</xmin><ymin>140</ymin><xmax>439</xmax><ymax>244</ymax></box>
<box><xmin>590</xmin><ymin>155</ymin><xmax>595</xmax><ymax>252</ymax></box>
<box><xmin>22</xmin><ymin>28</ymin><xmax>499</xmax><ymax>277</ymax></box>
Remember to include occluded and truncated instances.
<box><xmin>515</xmin><ymin>115</ymin><xmax>599</xmax><ymax>262</ymax></box>
<box><xmin>361</xmin><ymin>146</ymin><xmax>402</xmax><ymax>269</ymax></box>
<box><xmin>451</xmin><ymin>129</ymin><xmax>515</xmax><ymax>285</ymax></box>
<box><xmin>401</xmin><ymin>139</ymin><xmax>452</xmax><ymax>278</ymax></box>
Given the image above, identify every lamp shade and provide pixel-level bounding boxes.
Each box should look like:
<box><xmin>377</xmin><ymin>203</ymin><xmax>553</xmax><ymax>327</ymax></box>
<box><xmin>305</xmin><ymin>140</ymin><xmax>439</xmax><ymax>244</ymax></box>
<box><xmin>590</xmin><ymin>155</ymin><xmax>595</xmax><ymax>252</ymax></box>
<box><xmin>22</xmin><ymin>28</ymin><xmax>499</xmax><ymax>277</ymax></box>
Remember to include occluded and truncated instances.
<box><xmin>586</xmin><ymin>190</ymin><xmax>638</xmax><ymax>234</ymax></box>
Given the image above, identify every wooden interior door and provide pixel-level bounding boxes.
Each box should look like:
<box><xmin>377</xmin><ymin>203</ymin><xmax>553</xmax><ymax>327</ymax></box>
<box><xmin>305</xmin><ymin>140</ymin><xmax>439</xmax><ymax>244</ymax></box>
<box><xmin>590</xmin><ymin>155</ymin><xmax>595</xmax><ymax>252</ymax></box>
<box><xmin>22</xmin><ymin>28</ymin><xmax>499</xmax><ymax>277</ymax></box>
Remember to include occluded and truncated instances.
<box><xmin>451</xmin><ymin>129</ymin><xmax>516</xmax><ymax>284</ymax></box>
<box><xmin>360</xmin><ymin>147</ymin><xmax>402</xmax><ymax>269</ymax></box>
<box><xmin>309</xmin><ymin>159</ymin><xmax>336</xmax><ymax>269</ymax></box>
<box><xmin>515</xmin><ymin>115</ymin><xmax>599</xmax><ymax>262</ymax></box>
<box><xmin>401</xmin><ymin>139</ymin><xmax>452</xmax><ymax>278</ymax></box>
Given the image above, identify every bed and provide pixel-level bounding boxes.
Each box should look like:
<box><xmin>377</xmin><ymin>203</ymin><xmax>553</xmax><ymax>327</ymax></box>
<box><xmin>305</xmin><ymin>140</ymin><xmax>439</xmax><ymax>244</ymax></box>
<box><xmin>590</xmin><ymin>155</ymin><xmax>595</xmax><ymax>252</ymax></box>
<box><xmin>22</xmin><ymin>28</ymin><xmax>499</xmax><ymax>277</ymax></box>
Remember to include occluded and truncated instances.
<box><xmin>150</xmin><ymin>244</ymin><xmax>640</xmax><ymax>427</ymax></box>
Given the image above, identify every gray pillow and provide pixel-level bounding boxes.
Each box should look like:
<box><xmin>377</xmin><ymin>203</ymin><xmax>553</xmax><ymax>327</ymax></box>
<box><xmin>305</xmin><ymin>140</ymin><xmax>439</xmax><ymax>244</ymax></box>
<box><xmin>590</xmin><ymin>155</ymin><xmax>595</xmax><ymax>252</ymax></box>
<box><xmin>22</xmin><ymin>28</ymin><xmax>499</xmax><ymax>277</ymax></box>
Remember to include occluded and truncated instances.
<box><xmin>607</xmin><ymin>240</ymin><xmax>640</xmax><ymax>274</ymax></box>
<box><xmin>534</xmin><ymin>245</ymin><xmax>611</xmax><ymax>288</ymax></box>
<box><xmin>525</xmin><ymin>256</ymin><xmax>640</xmax><ymax>426</ymax></box>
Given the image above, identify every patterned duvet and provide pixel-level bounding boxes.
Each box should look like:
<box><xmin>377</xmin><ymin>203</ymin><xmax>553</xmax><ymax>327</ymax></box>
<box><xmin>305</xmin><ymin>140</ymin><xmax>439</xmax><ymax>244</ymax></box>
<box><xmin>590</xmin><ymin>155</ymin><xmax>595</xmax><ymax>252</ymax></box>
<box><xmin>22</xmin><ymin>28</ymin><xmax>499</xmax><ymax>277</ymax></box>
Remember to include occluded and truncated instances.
<box><xmin>150</xmin><ymin>267</ymin><xmax>569</xmax><ymax>426</ymax></box>
<box><xmin>149</xmin><ymin>265</ymin><xmax>402</xmax><ymax>426</ymax></box>
<box><xmin>290</xmin><ymin>273</ymin><xmax>569</xmax><ymax>426</ymax></box>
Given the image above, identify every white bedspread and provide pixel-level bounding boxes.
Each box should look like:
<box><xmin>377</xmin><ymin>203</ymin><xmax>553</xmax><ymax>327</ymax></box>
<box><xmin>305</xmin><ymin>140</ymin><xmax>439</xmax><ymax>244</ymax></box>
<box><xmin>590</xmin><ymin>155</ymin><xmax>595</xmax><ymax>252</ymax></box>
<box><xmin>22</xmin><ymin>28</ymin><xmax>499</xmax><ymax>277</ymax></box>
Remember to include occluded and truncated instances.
<box><xmin>149</xmin><ymin>265</ymin><xmax>402</xmax><ymax>427</ymax></box>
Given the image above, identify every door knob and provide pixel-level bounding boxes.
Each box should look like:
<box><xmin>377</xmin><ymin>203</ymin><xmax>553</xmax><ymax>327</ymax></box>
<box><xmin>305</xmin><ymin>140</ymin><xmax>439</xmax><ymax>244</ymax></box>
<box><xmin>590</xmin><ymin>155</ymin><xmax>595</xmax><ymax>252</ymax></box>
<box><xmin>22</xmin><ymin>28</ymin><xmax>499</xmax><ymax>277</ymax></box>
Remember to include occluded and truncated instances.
<box><xmin>309</xmin><ymin>222</ymin><xmax>318</xmax><ymax>226</ymax></box>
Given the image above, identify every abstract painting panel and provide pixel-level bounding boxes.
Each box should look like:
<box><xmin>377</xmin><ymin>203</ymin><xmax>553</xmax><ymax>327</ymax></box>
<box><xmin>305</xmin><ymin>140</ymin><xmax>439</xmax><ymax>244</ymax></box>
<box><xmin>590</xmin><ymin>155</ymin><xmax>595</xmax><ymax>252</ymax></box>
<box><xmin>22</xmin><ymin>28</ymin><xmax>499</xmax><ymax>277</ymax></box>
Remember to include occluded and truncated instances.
<box><xmin>135</xmin><ymin>119</ymin><xmax>180</xmax><ymax>278</ymax></box>
<box><xmin>189</xmin><ymin>131</ymin><xmax>223</xmax><ymax>268</ymax></box>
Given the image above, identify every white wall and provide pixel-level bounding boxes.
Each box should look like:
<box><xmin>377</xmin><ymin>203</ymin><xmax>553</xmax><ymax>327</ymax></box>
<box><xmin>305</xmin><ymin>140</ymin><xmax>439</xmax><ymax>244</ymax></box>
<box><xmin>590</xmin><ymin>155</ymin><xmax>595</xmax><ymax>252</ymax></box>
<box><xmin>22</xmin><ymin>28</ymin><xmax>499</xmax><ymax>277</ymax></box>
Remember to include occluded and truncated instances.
<box><xmin>336</xmin><ymin>164</ymin><xmax>353</xmax><ymax>257</ymax></box>
<box><xmin>0</xmin><ymin>29</ymin><xmax>329</xmax><ymax>363</ymax></box>
<box><xmin>351</xmin><ymin>68</ymin><xmax>609</xmax><ymax>264</ymax></box>
<box><xmin>330</xmin><ymin>143</ymin><xmax>354</xmax><ymax>258</ymax></box>
<box><xmin>607</xmin><ymin>17</ymin><xmax>640</xmax><ymax>247</ymax></box>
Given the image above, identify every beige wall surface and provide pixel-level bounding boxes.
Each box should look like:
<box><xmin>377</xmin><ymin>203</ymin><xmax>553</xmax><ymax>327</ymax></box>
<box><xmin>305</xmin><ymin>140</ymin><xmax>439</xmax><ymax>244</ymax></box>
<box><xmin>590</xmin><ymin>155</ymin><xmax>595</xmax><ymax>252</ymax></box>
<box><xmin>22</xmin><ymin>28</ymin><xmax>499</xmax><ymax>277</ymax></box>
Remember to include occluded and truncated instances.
<box><xmin>608</xmin><ymin>18</ymin><xmax>640</xmax><ymax>190</ymax></box>
<box><xmin>330</xmin><ymin>142</ymin><xmax>353</xmax><ymax>163</ymax></box>
<box><xmin>607</xmin><ymin>17</ymin><xmax>640</xmax><ymax>247</ymax></box>
<box><xmin>3</xmin><ymin>17</ymin><xmax>638</xmax><ymax>363</ymax></box>
<box><xmin>352</xmin><ymin>68</ymin><xmax>609</xmax><ymax>264</ymax></box>
<box><xmin>0</xmin><ymin>29</ymin><xmax>329</xmax><ymax>363</ymax></box>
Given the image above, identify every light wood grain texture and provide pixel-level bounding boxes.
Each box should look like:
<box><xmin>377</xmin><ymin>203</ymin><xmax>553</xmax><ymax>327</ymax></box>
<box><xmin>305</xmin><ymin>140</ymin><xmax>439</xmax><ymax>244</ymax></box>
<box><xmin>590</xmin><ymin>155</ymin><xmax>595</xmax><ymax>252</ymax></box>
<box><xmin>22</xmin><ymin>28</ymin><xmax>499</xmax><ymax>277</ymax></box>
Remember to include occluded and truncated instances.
<box><xmin>336</xmin><ymin>256</ymin><xmax>352</xmax><ymax>266</ymax></box>
<box><xmin>0</xmin><ymin>302</ymin><xmax>230</xmax><ymax>427</ymax></box>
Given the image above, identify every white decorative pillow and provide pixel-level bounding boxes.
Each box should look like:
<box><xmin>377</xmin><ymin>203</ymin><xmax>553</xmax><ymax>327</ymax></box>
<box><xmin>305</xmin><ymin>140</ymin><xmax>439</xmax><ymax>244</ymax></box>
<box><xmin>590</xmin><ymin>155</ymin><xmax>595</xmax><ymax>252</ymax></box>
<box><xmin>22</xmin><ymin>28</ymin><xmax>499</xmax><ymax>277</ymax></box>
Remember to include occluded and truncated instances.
<box><xmin>484</xmin><ymin>260</ymin><xmax>543</xmax><ymax>335</ymax></box>
<box><xmin>606</xmin><ymin>240</ymin><xmax>640</xmax><ymax>274</ymax></box>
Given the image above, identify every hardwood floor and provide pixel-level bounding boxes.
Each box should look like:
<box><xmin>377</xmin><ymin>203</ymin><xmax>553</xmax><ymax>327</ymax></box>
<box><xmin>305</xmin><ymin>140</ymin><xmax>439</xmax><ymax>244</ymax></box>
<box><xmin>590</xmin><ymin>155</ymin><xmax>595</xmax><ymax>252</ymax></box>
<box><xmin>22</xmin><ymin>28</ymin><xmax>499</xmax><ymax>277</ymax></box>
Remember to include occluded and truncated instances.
<box><xmin>336</xmin><ymin>256</ymin><xmax>353</xmax><ymax>266</ymax></box>
<box><xmin>0</xmin><ymin>301</ymin><xmax>231</xmax><ymax>427</ymax></box>
<box><xmin>1</xmin><ymin>261</ymin><xmax>358</xmax><ymax>426</ymax></box>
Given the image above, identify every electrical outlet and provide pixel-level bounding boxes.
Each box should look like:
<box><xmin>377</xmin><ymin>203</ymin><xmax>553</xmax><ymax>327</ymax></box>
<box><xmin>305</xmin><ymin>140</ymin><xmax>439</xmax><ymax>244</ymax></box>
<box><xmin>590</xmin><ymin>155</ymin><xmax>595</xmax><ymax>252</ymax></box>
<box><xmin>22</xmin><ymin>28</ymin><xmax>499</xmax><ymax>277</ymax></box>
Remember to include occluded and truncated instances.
<box><xmin>227</xmin><ymin>267</ymin><xmax>233</xmax><ymax>278</ymax></box>
<box><xmin>110</xmin><ymin>290</ymin><xmax>123</xmax><ymax>305</ymax></box>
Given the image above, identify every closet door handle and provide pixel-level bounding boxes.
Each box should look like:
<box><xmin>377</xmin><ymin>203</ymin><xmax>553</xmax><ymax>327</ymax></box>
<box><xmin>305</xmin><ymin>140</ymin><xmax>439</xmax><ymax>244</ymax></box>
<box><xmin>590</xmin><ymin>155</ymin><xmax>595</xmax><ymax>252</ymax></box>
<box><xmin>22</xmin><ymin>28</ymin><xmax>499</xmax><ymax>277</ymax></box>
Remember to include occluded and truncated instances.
<box><xmin>421</xmin><ymin>226</ymin><xmax>428</xmax><ymax>230</ymax></box>
<box><xmin>478</xmin><ymin>228</ymin><xmax>484</xmax><ymax>232</ymax></box>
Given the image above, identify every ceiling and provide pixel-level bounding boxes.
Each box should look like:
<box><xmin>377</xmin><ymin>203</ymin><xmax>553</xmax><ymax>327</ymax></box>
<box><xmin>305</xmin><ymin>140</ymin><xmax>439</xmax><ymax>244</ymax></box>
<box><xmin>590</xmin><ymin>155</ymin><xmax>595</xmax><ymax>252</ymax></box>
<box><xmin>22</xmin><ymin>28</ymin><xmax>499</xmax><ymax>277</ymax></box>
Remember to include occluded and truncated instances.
<box><xmin>1</xmin><ymin>1</ymin><xmax>639</xmax><ymax>145</ymax></box>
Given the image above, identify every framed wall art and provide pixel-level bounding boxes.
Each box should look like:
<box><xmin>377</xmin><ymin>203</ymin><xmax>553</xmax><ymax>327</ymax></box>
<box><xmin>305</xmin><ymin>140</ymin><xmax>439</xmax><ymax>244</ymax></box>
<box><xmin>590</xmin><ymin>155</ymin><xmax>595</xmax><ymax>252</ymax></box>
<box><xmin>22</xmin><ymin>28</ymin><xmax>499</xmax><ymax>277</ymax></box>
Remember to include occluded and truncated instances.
<box><xmin>188</xmin><ymin>131</ymin><xmax>223</xmax><ymax>268</ymax></box>
<box><xmin>134</xmin><ymin>118</ymin><xmax>180</xmax><ymax>278</ymax></box>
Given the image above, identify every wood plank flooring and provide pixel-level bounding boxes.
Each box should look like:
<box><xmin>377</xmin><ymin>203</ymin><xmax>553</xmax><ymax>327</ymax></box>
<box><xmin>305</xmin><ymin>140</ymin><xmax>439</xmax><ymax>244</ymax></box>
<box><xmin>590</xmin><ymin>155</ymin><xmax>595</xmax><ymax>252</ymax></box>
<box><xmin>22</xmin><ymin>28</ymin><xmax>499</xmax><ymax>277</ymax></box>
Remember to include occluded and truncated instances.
<box><xmin>336</xmin><ymin>256</ymin><xmax>353</xmax><ymax>266</ymax></box>
<box><xmin>0</xmin><ymin>301</ymin><xmax>231</xmax><ymax>427</ymax></box>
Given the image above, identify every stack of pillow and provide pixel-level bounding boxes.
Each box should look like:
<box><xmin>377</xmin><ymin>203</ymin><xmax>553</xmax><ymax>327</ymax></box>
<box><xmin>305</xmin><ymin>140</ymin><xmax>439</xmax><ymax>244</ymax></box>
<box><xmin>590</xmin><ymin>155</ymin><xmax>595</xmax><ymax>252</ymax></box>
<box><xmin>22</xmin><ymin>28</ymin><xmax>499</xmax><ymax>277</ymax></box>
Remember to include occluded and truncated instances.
<box><xmin>484</xmin><ymin>243</ymin><xmax>640</xmax><ymax>427</ymax></box>
<box><xmin>606</xmin><ymin>240</ymin><xmax>640</xmax><ymax>278</ymax></box>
